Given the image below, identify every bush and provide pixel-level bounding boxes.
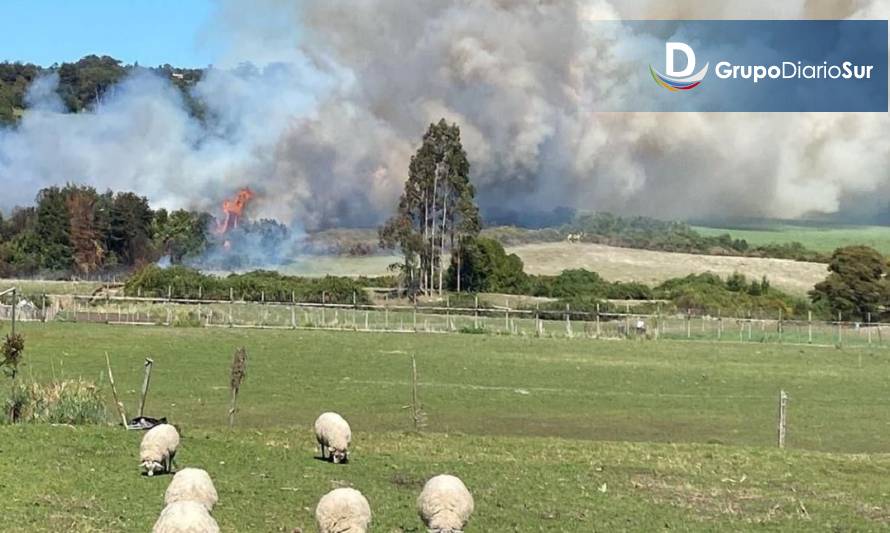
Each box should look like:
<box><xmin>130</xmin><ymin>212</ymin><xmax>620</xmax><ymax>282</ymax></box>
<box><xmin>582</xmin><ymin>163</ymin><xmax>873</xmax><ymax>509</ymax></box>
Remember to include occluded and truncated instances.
<box><xmin>124</xmin><ymin>265</ymin><xmax>370</xmax><ymax>304</ymax></box>
<box><xmin>526</xmin><ymin>270</ymin><xmax>654</xmax><ymax>301</ymax></box>
<box><xmin>447</xmin><ymin>237</ymin><xmax>529</xmax><ymax>293</ymax></box>
<box><xmin>655</xmin><ymin>273</ymin><xmax>807</xmax><ymax>318</ymax></box>
<box><xmin>6</xmin><ymin>379</ymin><xmax>107</xmax><ymax>425</ymax></box>
<box><xmin>1</xmin><ymin>333</ymin><xmax>24</xmax><ymax>379</ymax></box>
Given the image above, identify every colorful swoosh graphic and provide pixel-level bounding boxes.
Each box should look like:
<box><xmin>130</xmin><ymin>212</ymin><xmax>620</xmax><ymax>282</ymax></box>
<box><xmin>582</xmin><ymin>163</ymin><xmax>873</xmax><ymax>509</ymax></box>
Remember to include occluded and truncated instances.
<box><xmin>649</xmin><ymin>63</ymin><xmax>709</xmax><ymax>92</ymax></box>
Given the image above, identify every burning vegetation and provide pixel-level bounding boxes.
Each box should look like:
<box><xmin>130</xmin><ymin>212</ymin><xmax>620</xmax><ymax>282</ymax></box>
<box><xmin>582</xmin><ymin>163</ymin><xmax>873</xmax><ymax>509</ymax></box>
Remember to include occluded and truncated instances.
<box><xmin>217</xmin><ymin>187</ymin><xmax>255</xmax><ymax>235</ymax></box>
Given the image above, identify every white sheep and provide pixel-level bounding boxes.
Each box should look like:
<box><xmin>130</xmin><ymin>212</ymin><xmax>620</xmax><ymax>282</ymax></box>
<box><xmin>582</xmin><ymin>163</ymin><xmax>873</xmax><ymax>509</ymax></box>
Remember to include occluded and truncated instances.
<box><xmin>152</xmin><ymin>500</ymin><xmax>220</xmax><ymax>533</ymax></box>
<box><xmin>164</xmin><ymin>468</ymin><xmax>218</xmax><ymax>511</ymax></box>
<box><xmin>140</xmin><ymin>424</ymin><xmax>180</xmax><ymax>476</ymax></box>
<box><xmin>314</xmin><ymin>412</ymin><xmax>351</xmax><ymax>463</ymax></box>
<box><xmin>315</xmin><ymin>487</ymin><xmax>371</xmax><ymax>533</ymax></box>
<box><xmin>417</xmin><ymin>474</ymin><xmax>474</xmax><ymax>533</ymax></box>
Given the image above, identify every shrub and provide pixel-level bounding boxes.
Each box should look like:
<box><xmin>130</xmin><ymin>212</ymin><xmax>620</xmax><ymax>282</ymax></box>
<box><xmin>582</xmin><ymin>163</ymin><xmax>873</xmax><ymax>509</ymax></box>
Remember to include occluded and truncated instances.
<box><xmin>124</xmin><ymin>265</ymin><xmax>370</xmax><ymax>304</ymax></box>
<box><xmin>447</xmin><ymin>237</ymin><xmax>529</xmax><ymax>293</ymax></box>
<box><xmin>5</xmin><ymin>379</ymin><xmax>107</xmax><ymax>425</ymax></box>
<box><xmin>1</xmin><ymin>333</ymin><xmax>24</xmax><ymax>379</ymax></box>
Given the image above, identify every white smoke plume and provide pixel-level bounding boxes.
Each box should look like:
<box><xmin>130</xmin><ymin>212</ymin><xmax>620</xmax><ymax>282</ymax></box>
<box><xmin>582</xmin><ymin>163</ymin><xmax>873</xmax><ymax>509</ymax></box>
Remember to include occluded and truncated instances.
<box><xmin>1</xmin><ymin>0</ymin><xmax>888</xmax><ymax>228</ymax></box>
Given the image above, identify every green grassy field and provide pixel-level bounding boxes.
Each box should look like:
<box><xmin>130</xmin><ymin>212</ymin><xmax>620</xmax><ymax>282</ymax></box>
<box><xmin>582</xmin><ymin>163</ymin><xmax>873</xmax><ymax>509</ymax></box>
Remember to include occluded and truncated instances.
<box><xmin>3</xmin><ymin>323</ymin><xmax>890</xmax><ymax>531</ymax></box>
<box><xmin>694</xmin><ymin>223</ymin><xmax>890</xmax><ymax>255</ymax></box>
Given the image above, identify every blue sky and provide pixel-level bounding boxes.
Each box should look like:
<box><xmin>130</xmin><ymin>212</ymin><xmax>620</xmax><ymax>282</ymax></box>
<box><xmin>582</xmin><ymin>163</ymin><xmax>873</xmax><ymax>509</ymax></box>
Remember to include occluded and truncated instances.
<box><xmin>4</xmin><ymin>0</ymin><xmax>218</xmax><ymax>67</ymax></box>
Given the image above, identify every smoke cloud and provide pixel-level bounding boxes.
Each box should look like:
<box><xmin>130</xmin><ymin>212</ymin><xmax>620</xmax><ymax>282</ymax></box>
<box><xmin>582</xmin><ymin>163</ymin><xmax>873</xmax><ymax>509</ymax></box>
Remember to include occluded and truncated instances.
<box><xmin>1</xmin><ymin>0</ymin><xmax>889</xmax><ymax>228</ymax></box>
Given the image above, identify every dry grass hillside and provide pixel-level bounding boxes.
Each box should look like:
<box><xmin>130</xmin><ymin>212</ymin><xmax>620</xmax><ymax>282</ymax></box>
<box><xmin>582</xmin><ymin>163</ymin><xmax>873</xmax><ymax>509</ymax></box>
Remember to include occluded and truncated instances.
<box><xmin>509</xmin><ymin>242</ymin><xmax>828</xmax><ymax>296</ymax></box>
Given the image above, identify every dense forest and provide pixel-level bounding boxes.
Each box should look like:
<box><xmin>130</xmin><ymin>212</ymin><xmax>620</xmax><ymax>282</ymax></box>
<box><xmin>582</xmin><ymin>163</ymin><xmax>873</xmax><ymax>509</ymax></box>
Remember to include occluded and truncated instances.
<box><xmin>0</xmin><ymin>55</ymin><xmax>203</xmax><ymax>124</ymax></box>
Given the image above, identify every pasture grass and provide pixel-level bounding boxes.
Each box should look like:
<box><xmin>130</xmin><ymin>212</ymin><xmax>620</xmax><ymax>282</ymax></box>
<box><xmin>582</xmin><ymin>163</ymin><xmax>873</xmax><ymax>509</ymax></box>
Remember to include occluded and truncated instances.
<box><xmin>694</xmin><ymin>223</ymin><xmax>890</xmax><ymax>255</ymax></box>
<box><xmin>4</xmin><ymin>425</ymin><xmax>890</xmax><ymax>532</ymax></box>
<box><xmin>2</xmin><ymin>323</ymin><xmax>890</xmax><ymax>530</ymax></box>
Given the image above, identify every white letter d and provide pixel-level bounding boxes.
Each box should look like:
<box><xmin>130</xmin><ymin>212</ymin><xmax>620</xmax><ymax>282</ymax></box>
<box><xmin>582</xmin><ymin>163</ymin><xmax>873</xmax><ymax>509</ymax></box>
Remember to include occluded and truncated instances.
<box><xmin>666</xmin><ymin>42</ymin><xmax>696</xmax><ymax>77</ymax></box>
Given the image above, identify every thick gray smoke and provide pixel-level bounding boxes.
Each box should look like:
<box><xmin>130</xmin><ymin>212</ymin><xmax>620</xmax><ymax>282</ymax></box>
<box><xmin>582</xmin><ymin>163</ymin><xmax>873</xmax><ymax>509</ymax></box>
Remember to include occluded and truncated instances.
<box><xmin>1</xmin><ymin>0</ymin><xmax>889</xmax><ymax>228</ymax></box>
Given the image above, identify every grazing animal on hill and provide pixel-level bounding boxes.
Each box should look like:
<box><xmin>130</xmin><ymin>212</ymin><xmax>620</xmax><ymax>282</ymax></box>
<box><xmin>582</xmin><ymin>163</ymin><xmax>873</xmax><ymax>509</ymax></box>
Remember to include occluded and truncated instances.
<box><xmin>418</xmin><ymin>474</ymin><xmax>475</xmax><ymax>533</ymax></box>
<box><xmin>314</xmin><ymin>412</ymin><xmax>352</xmax><ymax>463</ymax></box>
<box><xmin>152</xmin><ymin>500</ymin><xmax>220</xmax><ymax>533</ymax></box>
<box><xmin>164</xmin><ymin>468</ymin><xmax>218</xmax><ymax>511</ymax></box>
<box><xmin>140</xmin><ymin>424</ymin><xmax>180</xmax><ymax>476</ymax></box>
<box><xmin>315</xmin><ymin>487</ymin><xmax>371</xmax><ymax>533</ymax></box>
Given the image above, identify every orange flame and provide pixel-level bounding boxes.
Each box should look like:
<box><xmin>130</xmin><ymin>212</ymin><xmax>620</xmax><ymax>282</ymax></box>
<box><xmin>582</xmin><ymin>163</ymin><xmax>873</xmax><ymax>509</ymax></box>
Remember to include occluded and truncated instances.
<box><xmin>217</xmin><ymin>187</ymin><xmax>254</xmax><ymax>234</ymax></box>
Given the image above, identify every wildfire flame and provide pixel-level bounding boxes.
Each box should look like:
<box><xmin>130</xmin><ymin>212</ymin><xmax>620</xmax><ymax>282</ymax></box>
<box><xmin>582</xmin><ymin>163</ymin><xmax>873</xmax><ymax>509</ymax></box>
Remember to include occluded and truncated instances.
<box><xmin>217</xmin><ymin>187</ymin><xmax>255</xmax><ymax>235</ymax></box>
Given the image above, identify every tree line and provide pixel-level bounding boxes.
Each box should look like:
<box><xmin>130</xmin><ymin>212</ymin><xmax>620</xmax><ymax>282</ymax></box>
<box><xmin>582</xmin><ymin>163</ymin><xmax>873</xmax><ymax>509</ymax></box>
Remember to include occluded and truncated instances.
<box><xmin>0</xmin><ymin>55</ymin><xmax>204</xmax><ymax>124</ymax></box>
<box><xmin>0</xmin><ymin>185</ymin><xmax>209</xmax><ymax>277</ymax></box>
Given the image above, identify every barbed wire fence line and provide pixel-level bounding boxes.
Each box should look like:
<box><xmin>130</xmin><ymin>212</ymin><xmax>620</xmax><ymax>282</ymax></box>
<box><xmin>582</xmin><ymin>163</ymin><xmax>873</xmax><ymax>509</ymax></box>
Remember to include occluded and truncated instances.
<box><xmin>1</xmin><ymin>292</ymin><xmax>887</xmax><ymax>349</ymax></box>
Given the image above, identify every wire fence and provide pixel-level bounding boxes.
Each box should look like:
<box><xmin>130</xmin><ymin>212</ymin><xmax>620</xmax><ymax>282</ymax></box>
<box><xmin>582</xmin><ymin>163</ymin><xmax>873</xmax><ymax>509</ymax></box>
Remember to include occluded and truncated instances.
<box><xmin>1</xmin><ymin>293</ymin><xmax>887</xmax><ymax>348</ymax></box>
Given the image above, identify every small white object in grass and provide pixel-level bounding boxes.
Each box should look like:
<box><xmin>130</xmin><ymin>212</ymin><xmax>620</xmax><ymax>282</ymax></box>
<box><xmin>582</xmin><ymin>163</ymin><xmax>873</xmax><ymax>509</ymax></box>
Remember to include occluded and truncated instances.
<box><xmin>514</xmin><ymin>388</ymin><xmax>530</xmax><ymax>395</ymax></box>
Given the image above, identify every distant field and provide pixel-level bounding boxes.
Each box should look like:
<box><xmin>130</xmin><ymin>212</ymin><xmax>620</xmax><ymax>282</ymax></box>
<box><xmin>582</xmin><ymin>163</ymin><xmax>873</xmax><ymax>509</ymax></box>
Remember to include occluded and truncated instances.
<box><xmin>3</xmin><ymin>323</ymin><xmax>890</xmax><ymax>530</ymax></box>
<box><xmin>272</xmin><ymin>254</ymin><xmax>399</xmax><ymax>278</ymax></box>
<box><xmin>223</xmin><ymin>243</ymin><xmax>827</xmax><ymax>296</ymax></box>
<box><xmin>510</xmin><ymin>243</ymin><xmax>827</xmax><ymax>296</ymax></box>
<box><xmin>0</xmin><ymin>279</ymin><xmax>106</xmax><ymax>295</ymax></box>
<box><xmin>694</xmin><ymin>223</ymin><xmax>890</xmax><ymax>255</ymax></box>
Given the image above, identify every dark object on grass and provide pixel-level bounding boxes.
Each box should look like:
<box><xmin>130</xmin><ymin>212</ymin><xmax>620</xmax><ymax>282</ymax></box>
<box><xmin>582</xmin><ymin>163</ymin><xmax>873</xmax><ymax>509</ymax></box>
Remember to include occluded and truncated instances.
<box><xmin>128</xmin><ymin>416</ymin><xmax>168</xmax><ymax>430</ymax></box>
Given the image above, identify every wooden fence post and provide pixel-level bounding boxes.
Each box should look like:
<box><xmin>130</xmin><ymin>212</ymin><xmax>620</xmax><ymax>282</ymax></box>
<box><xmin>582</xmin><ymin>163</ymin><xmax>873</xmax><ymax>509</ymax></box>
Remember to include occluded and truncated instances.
<box><xmin>138</xmin><ymin>358</ymin><xmax>154</xmax><ymax>419</ymax></box>
<box><xmin>837</xmin><ymin>312</ymin><xmax>842</xmax><ymax>345</ymax></box>
<box><xmin>565</xmin><ymin>303</ymin><xmax>572</xmax><ymax>337</ymax></box>
<box><xmin>778</xmin><ymin>309</ymin><xmax>783</xmax><ymax>343</ymax></box>
<box><xmin>474</xmin><ymin>295</ymin><xmax>479</xmax><ymax>329</ymax></box>
<box><xmin>595</xmin><ymin>303</ymin><xmax>601</xmax><ymax>338</ymax></box>
<box><xmin>778</xmin><ymin>390</ymin><xmax>788</xmax><ymax>449</ymax></box>
<box><xmin>808</xmin><ymin>311</ymin><xmax>812</xmax><ymax>344</ymax></box>
<box><xmin>868</xmin><ymin>312</ymin><xmax>872</xmax><ymax>345</ymax></box>
<box><xmin>625</xmin><ymin>302</ymin><xmax>630</xmax><ymax>338</ymax></box>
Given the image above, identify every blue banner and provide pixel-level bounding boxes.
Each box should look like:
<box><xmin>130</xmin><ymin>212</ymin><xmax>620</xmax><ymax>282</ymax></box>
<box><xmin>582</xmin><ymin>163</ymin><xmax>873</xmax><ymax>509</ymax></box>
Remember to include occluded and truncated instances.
<box><xmin>608</xmin><ymin>20</ymin><xmax>888</xmax><ymax>112</ymax></box>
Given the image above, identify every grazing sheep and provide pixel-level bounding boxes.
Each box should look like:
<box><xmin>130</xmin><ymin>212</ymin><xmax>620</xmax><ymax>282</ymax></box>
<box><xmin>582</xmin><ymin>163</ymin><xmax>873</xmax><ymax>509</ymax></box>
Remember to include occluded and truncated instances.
<box><xmin>315</xmin><ymin>488</ymin><xmax>371</xmax><ymax>533</ymax></box>
<box><xmin>152</xmin><ymin>500</ymin><xmax>220</xmax><ymax>533</ymax></box>
<box><xmin>164</xmin><ymin>468</ymin><xmax>218</xmax><ymax>511</ymax></box>
<box><xmin>140</xmin><ymin>424</ymin><xmax>180</xmax><ymax>476</ymax></box>
<box><xmin>418</xmin><ymin>475</ymin><xmax>474</xmax><ymax>533</ymax></box>
<box><xmin>314</xmin><ymin>412</ymin><xmax>351</xmax><ymax>463</ymax></box>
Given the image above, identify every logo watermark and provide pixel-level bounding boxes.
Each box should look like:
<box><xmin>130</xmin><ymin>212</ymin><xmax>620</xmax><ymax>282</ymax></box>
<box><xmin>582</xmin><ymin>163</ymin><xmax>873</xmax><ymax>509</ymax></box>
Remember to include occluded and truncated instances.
<box><xmin>650</xmin><ymin>42</ymin><xmax>709</xmax><ymax>92</ymax></box>
<box><xmin>619</xmin><ymin>20</ymin><xmax>888</xmax><ymax>111</ymax></box>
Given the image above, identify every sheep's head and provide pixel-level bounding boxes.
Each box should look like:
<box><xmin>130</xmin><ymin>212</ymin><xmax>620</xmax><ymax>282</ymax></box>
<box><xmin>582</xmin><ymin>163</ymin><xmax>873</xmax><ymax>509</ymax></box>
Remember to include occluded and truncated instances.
<box><xmin>141</xmin><ymin>460</ymin><xmax>164</xmax><ymax>476</ymax></box>
<box><xmin>331</xmin><ymin>449</ymin><xmax>348</xmax><ymax>464</ymax></box>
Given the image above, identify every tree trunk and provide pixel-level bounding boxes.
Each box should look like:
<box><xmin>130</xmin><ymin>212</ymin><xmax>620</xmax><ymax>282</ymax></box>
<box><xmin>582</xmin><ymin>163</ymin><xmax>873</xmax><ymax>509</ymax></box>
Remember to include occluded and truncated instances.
<box><xmin>456</xmin><ymin>241</ymin><xmax>461</xmax><ymax>293</ymax></box>
<box><xmin>439</xmin><ymin>195</ymin><xmax>448</xmax><ymax>295</ymax></box>
<box><xmin>430</xmin><ymin>165</ymin><xmax>439</xmax><ymax>298</ymax></box>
